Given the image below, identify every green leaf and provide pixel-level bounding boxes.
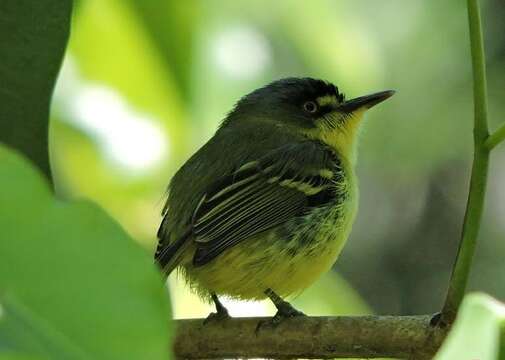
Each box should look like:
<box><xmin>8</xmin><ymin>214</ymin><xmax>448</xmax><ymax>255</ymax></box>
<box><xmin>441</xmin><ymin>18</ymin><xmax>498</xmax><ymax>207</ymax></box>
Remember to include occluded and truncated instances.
<box><xmin>435</xmin><ymin>293</ymin><xmax>505</xmax><ymax>360</ymax></box>
<box><xmin>0</xmin><ymin>295</ymin><xmax>87</xmax><ymax>358</ymax></box>
<box><xmin>0</xmin><ymin>354</ymin><xmax>45</xmax><ymax>360</ymax></box>
<box><xmin>0</xmin><ymin>0</ymin><xmax>72</xmax><ymax>184</ymax></box>
<box><xmin>0</xmin><ymin>145</ymin><xmax>172</xmax><ymax>359</ymax></box>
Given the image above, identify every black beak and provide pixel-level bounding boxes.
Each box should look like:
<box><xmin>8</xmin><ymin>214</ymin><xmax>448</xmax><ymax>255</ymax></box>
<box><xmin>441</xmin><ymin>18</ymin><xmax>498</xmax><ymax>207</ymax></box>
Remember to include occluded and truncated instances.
<box><xmin>339</xmin><ymin>90</ymin><xmax>395</xmax><ymax>113</ymax></box>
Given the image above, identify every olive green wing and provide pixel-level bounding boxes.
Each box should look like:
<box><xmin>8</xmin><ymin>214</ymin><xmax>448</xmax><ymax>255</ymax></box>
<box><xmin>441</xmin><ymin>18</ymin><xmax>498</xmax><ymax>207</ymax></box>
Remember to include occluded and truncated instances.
<box><xmin>191</xmin><ymin>142</ymin><xmax>338</xmax><ymax>266</ymax></box>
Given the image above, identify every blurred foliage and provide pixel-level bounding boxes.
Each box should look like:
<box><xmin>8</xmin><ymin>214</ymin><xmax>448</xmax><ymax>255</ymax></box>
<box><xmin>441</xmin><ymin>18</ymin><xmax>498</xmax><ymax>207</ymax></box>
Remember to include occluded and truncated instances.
<box><xmin>0</xmin><ymin>145</ymin><xmax>172</xmax><ymax>359</ymax></box>
<box><xmin>47</xmin><ymin>0</ymin><xmax>505</xmax><ymax>320</ymax></box>
<box><xmin>434</xmin><ymin>293</ymin><xmax>505</xmax><ymax>360</ymax></box>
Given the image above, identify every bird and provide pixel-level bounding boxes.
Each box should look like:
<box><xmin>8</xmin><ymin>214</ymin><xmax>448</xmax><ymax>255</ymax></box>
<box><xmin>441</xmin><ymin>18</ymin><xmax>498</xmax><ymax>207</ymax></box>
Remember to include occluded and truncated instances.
<box><xmin>155</xmin><ymin>77</ymin><xmax>394</xmax><ymax>322</ymax></box>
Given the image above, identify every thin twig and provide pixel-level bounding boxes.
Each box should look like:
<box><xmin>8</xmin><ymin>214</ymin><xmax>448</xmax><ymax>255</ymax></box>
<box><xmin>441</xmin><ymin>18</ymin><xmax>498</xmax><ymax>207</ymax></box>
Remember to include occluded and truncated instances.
<box><xmin>440</xmin><ymin>0</ymin><xmax>490</xmax><ymax>325</ymax></box>
<box><xmin>173</xmin><ymin>315</ymin><xmax>447</xmax><ymax>359</ymax></box>
<box><xmin>485</xmin><ymin>122</ymin><xmax>505</xmax><ymax>150</ymax></box>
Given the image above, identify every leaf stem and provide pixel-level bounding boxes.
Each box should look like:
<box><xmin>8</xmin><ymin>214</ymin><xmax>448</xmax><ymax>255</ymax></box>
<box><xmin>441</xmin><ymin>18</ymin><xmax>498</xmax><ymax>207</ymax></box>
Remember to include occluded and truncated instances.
<box><xmin>440</xmin><ymin>0</ymin><xmax>490</xmax><ymax>324</ymax></box>
<box><xmin>485</xmin><ymin>123</ymin><xmax>505</xmax><ymax>150</ymax></box>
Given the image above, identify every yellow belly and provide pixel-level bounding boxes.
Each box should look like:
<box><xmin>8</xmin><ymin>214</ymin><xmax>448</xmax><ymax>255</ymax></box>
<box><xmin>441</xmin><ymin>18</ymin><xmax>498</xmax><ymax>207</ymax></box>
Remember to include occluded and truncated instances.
<box><xmin>179</xmin><ymin>188</ymin><xmax>358</xmax><ymax>301</ymax></box>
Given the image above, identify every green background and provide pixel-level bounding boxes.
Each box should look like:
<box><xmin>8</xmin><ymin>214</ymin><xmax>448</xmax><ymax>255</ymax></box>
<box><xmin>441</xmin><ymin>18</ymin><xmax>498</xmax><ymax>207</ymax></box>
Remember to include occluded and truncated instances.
<box><xmin>49</xmin><ymin>0</ymin><xmax>505</xmax><ymax>317</ymax></box>
<box><xmin>1</xmin><ymin>0</ymin><xmax>505</xmax><ymax>358</ymax></box>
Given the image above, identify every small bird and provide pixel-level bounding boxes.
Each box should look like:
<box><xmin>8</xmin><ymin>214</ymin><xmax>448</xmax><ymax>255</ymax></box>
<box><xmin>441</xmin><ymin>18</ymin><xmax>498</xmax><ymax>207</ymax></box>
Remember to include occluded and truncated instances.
<box><xmin>155</xmin><ymin>77</ymin><xmax>394</xmax><ymax>322</ymax></box>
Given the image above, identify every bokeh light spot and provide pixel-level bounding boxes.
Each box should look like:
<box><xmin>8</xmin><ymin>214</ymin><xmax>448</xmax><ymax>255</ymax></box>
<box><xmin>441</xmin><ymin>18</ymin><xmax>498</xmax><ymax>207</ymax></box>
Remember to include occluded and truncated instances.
<box><xmin>212</xmin><ymin>25</ymin><xmax>272</xmax><ymax>79</ymax></box>
<box><xmin>72</xmin><ymin>86</ymin><xmax>168</xmax><ymax>173</ymax></box>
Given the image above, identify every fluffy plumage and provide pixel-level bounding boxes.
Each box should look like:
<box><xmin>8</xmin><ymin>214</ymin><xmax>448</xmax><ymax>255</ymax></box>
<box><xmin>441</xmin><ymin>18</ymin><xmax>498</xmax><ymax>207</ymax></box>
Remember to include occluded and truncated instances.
<box><xmin>155</xmin><ymin>77</ymin><xmax>392</xmax><ymax>302</ymax></box>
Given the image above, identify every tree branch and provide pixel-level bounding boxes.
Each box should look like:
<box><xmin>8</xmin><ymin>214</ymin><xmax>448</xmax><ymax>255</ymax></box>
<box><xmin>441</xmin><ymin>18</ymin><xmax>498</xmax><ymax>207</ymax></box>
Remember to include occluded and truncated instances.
<box><xmin>440</xmin><ymin>0</ymin><xmax>490</xmax><ymax>325</ymax></box>
<box><xmin>173</xmin><ymin>315</ymin><xmax>448</xmax><ymax>359</ymax></box>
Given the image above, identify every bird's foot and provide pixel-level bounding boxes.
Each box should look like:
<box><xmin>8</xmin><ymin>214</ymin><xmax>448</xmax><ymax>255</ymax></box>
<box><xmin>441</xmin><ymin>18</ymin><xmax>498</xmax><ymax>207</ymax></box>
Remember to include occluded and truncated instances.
<box><xmin>274</xmin><ymin>299</ymin><xmax>305</xmax><ymax>319</ymax></box>
<box><xmin>203</xmin><ymin>308</ymin><xmax>231</xmax><ymax>325</ymax></box>
<box><xmin>255</xmin><ymin>301</ymin><xmax>305</xmax><ymax>334</ymax></box>
<box><xmin>203</xmin><ymin>294</ymin><xmax>231</xmax><ymax>325</ymax></box>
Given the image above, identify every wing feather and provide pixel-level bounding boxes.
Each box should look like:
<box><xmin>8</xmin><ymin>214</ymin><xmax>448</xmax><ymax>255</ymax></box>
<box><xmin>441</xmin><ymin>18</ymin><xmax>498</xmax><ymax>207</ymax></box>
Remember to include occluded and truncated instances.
<box><xmin>191</xmin><ymin>142</ymin><xmax>339</xmax><ymax>266</ymax></box>
<box><xmin>194</xmin><ymin>184</ymin><xmax>276</xmax><ymax>242</ymax></box>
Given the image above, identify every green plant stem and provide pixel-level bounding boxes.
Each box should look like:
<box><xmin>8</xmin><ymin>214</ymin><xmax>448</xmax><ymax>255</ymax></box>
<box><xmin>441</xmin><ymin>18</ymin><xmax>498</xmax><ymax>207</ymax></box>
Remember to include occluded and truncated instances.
<box><xmin>440</xmin><ymin>0</ymin><xmax>490</xmax><ymax>325</ymax></box>
<box><xmin>485</xmin><ymin>123</ymin><xmax>505</xmax><ymax>150</ymax></box>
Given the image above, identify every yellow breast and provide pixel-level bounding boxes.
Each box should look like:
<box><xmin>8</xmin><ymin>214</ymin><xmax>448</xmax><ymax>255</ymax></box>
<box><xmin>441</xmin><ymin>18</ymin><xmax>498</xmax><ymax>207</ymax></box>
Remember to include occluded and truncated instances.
<box><xmin>181</xmin><ymin>166</ymin><xmax>359</xmax><ymax>301</ymax></box>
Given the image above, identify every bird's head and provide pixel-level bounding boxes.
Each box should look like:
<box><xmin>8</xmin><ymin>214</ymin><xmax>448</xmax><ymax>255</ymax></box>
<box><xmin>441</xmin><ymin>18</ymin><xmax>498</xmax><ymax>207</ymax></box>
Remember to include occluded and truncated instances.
<box><xmin>225</xmin><ymin>77</ymin><xmax>394</xmax><ymax>163</ymax></box>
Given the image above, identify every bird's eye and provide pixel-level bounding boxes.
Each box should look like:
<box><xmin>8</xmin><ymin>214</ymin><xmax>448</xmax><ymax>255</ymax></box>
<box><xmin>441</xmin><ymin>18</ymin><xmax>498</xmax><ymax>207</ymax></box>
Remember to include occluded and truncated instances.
<box><xmin>303</xmin><ymin>101</ymin><xmax>318</xmax><ymax>114</ymax></box>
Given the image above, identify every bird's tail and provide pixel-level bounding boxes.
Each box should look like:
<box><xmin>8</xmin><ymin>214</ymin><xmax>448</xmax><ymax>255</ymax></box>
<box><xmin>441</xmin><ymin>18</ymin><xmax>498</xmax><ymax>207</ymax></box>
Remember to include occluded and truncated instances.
<box><xmin>155</xmin><ymin>228</ymin><xmax>192</xmax><ymax>277</ymax></box>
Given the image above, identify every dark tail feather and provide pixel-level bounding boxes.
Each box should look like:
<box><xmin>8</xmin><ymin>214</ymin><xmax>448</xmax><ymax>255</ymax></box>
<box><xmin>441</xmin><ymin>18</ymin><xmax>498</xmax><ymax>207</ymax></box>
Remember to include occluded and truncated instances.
<box><xmin>155</xmin><ymin>231</ymin><xmax>191</xmax><ymax>277</ymax></box>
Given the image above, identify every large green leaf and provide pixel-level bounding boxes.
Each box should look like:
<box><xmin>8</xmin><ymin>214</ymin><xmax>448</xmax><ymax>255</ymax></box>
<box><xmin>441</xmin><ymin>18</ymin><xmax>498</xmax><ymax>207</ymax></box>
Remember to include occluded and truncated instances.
<box><xmin>0</xmin><ymin>295</ymin><xmax>86</xmax><ymax>359</ymax></box>
<box><xmin>0</xmin><ymin>353</ymin><xmax>44</xmax><ymax>360</ymax></box>
<box><xmin>435</xmin><ymin>293</ymin><xmax>505</xmax><ymax>360</ymax></box>
<box><xmin>0</xmin><ymin>145</ymin><xmax>172</xmax><ymax>359</ymax></box>
<box><xmin>0</xmin><ymin>0</ymin><xmax>72</xmax><ymax>184</ymax></box>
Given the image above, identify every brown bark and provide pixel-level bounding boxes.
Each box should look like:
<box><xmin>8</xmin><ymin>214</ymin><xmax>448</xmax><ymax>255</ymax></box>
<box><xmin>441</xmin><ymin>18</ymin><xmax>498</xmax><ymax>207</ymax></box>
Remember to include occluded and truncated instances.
<box><xmin>174</xmin><ymin>315</ymin><xmax>448</xmax><ymax>359</ymax></box>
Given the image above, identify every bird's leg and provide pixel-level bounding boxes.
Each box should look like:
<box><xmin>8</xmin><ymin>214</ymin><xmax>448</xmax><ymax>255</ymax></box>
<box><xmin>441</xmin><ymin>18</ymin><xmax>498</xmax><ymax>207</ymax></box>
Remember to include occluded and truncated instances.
<box><xmin>211</xmin><ymin>293</ymin><xmax>230</xmax><ymax>317</ymax></box>
<box><xmin>265</xmin><ymin>288</ymin><xmax>305</xmax><ymax>321</ymax></box>
<box><xmin>255</xmin><ymin>288</ymin><xmax>305</xmax><ymax>332</ymax></box>
<box><xmin>204</xmin><ymin>293</ymin><xmax>230</xmax><ymax>324</ymax></box>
